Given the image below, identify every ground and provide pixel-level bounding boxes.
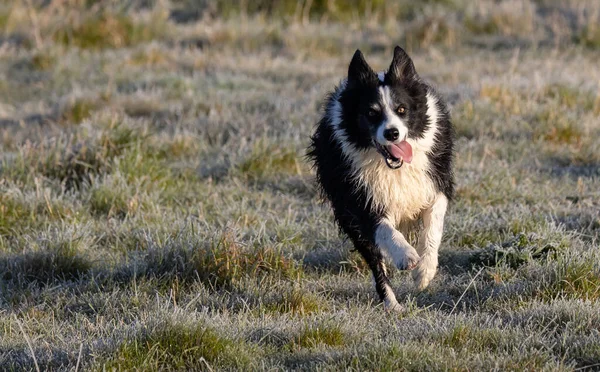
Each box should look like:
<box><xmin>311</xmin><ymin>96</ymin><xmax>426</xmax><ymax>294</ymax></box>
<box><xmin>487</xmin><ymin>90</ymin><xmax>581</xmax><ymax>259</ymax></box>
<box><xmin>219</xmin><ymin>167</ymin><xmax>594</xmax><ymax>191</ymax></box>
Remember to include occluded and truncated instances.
<box><xmin>0</xmin><ymin>0</ymin><xmax>599</xmax><ymax>370</ymax></box>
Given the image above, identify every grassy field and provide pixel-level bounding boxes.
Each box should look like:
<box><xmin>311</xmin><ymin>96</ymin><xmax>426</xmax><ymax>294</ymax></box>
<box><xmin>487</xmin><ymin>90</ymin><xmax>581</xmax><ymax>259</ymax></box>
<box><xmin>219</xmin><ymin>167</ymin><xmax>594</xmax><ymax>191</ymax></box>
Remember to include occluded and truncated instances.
<box><xmin>1</xmin><ymin>0</ymin><xmax>599</xmax><ymax>370</ymax></box>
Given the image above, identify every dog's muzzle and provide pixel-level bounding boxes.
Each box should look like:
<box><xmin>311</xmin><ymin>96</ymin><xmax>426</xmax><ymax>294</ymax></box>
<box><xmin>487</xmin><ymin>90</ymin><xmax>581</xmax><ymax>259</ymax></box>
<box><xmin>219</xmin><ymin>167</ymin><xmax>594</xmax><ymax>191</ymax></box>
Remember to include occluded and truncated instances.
<box><xmin>374</xmin><ymin>141</ymin><xmax>404</xmax><ymax>169</ymax></box>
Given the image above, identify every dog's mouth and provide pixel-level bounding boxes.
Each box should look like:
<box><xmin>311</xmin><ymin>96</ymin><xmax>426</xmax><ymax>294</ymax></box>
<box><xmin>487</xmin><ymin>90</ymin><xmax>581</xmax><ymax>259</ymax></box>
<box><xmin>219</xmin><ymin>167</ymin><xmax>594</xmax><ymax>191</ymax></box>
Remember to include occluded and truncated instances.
<box><xmin>374</xmin><ymin>141</ymin><xmax>413</xmax><ymax>170</ymax></box>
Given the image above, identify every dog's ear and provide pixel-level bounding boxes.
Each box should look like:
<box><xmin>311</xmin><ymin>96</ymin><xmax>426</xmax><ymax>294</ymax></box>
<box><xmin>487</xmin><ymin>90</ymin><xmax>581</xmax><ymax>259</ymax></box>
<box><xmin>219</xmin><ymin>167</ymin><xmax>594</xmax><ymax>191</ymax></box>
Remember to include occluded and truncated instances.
<box><xmin>386</xmin><ymin>46</ymin><xmax>418</xmax><ymax>82</ymax></box>
<box><xmin>348</xmin><ymin>49</ymin><xmax>376</xmax><ymax>86</ymax></box>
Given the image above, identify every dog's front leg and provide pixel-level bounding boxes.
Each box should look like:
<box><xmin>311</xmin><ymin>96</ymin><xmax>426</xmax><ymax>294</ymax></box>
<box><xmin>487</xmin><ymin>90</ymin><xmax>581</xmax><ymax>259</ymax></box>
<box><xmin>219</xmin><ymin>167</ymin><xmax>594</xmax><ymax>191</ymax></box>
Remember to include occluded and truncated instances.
<box><xmin>412</xmin><ymin>193</ymin><xmax>448</xmax><ymax>290</ymax></box>
<box><xmin>357</xmin><ymin>244</ymin><xmax>402</xmax><ymax>312</ymax></box>
<box><xmin>375</xmin><ymin>218</ymin><xmax>420</xmax><ymax>271</ymax></box>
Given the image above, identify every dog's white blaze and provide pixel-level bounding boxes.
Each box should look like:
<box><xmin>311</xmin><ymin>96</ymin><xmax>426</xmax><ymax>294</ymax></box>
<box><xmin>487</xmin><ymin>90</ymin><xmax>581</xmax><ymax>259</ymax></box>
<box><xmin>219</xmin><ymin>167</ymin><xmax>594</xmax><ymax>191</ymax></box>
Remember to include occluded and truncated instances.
<box><xmin>376</xmin><ymin>86</ymin><xmax>408</xmax><ymax>144</ymax></box>
<box><xmin>377</xmin><ymin>71</ymin><xmax>385</xmax><ymax>82</ymax></box>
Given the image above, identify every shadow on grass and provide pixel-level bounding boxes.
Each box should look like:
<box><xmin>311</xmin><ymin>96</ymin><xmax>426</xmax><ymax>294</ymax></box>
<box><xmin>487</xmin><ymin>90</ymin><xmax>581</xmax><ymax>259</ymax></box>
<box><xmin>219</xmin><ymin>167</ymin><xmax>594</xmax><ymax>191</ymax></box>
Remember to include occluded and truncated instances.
<box><xmin>0</xmin><ymin>246</ymin><xmax>92</xmax><ymax>288</ymax></box>
<box><xmin>300</xmin><ymin>245</ymin><xmax>369</xmax><ymax>276</ymax></box>
<box><xmin>554</xmin><ymin>212</ymin><xmax>600</xmax><ymax>240</ymax></box>
<box><xmin>252</xmin><ymin>176</ymin><xmax>317</xmax><ymax>201</ymax></box>
<box><xmin>441</xmin><ymin>234</ymin><xmax>557</xmax><ymax>273</ymax></box>
<box><xmin>543</xmin><ymin>162</ymin><xmax>600</xmax><ymax>179</ymax></box>
<box><xmin>1</xmin><ymin>231</ymin><xmax>303</xmax><ymax>315</ymax></box>
<box><xmin>108</xmin><ymin>232</ymin><xmax>302</xmax><ymax>294</ymax></box>
<box><xmin>0</xmin><ymin>345</ymin><xmax>72</xmax><ymax>371</ymax></box>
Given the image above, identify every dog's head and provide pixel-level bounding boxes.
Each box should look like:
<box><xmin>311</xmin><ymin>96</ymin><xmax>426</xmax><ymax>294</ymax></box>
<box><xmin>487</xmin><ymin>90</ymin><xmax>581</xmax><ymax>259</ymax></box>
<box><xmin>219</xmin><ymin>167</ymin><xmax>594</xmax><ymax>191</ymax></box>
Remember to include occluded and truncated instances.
<box><xmin>338</xmin><ymin>46</ymin><xmax>429</xmax><ymax>169</ymax></box>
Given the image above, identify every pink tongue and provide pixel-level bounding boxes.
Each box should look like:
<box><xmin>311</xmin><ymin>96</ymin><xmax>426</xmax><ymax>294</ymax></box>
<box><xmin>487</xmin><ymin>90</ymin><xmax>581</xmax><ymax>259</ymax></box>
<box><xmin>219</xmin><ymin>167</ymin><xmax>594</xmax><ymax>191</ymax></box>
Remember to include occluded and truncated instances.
<box><xmin>387</xmin><ymin>141</ymin><xmax>413</xmax><ymax>163</ymax></box>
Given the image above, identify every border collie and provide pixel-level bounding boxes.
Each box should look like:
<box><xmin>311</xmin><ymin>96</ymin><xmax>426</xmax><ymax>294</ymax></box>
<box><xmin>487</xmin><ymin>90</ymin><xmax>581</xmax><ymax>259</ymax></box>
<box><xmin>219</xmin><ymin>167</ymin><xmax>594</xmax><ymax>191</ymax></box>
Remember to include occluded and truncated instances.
<box><xmin>308</xmin><ymin>46</ymin><xmax>454</xmax><ymax>311</ymax></box>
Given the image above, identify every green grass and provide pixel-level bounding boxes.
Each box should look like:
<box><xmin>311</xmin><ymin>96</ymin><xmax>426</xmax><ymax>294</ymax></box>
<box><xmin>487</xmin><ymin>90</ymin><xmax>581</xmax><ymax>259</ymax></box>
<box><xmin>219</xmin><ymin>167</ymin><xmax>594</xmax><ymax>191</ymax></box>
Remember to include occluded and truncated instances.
<box><xmin>59</xmin><ymin>97</ymin><xmax>101</xmax><ymax>125</ymax></box>
<box><xmin>532</xmin><ymin>109</ymin><xmax>584</xmax><ymax>145</ymax></box>
<box><xmin>575</xmin><ymin>24</ymin><xmax>600</xmax><ymax>49</ymax></box>
<box><xmin>4</xmin><ymin>120</ymin><xmax>153</xmax><ymax>190</ymax></box>
<box><xmin>238</xmin><ymin>142</ymin><xmax>302</xmax><ymax>181</ymax></box>
<box><xmin>290</xmin><ymin>324</ymin><xmax>346</xmax><ymax>349</ymax></box>
<box><xmin>543</xmin><ymin>260</ymin><xmax>600</xmax><ymax>301</ymax></box>
<box><xmin>140</xmin><ymin>231</ymin><xmax>303</xmax><ymax>290</ymax></box>
<box><xmin>1</xmin><ymin>1</ymin><xmax>599</xmax><ymax>370</ymax></box>
<box><xmin>30</xmin><ymin>51</ymin><xmax>56</xmax><ymax>71</ymax></box>
<box><xmin>265</xmin><ymin>287</ymin><xmax>325</xmax><ymax>315</ymax></box>
<box><xmin>89</xmin><ymin>179</ymin><xmax>143</xmax><ymax>218</ymax></box>
<box><xmin>0</xmin><ymin>193</ymin><xmax>78</xmax><ymax>239</ymax></box>
<box><xmin>441</xmin><ymin>324</ymin><xmax>507</xmax><ymax>352</ymax></box>
<box><xmin>100</xmin><ymin>321</ymin><xmax>257</xmax><ymax>370</ymax></box>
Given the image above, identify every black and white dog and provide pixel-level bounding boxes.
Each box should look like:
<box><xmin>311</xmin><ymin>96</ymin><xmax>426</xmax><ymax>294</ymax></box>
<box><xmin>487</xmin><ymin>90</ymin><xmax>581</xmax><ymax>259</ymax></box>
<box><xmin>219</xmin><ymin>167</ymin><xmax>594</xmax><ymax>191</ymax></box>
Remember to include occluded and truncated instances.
<box><xmin>308</xmin><ymin>46</ymin><xmax>454</xmax><ymax>311</ymax></box>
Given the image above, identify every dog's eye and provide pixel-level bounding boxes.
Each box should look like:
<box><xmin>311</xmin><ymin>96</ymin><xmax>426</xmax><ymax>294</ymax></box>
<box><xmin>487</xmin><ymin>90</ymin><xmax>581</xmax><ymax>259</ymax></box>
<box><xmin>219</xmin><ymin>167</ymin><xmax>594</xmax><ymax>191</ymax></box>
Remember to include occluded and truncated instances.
<box><xmin>367</xmin><ymin>109</ymin><xmax>378</xmax><ymax>117</ymax></box>
<box><xmin>396</xmin><ymin>106</ymin><xmax>406</xmax><ymax>115</ymax></box>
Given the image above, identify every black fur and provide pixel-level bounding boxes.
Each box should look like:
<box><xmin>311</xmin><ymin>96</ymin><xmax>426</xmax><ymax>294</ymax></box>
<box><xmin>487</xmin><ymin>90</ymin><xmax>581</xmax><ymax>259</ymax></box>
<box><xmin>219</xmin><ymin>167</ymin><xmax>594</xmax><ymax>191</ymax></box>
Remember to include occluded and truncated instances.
<box><xmin>307</xmin><ymin>47</ymin><xmax>455</xmax><ymax>305</ymax></box>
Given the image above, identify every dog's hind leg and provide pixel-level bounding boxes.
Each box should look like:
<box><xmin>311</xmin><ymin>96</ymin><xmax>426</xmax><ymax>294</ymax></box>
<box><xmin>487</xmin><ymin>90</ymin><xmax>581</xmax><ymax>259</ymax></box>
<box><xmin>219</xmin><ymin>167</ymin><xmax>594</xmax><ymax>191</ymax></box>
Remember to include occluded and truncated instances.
<box><xmin>412</xmin><ymin>193</ymin><xmax>448</xmax><ymax>290</ymax></box>
<box><xmin>358</xmin><ymin>243</ymin><xmax>402</xmax><ymax>312</ymax></box>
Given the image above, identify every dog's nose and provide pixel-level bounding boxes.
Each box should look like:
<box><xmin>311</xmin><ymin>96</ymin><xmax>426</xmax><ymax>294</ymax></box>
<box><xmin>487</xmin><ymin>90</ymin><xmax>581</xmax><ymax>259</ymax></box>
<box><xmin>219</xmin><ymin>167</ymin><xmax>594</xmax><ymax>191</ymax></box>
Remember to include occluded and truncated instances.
<box><xmin>383</xmin><ymin>128</ymin><xmax>400</xmax><ymax>141</ymax></box>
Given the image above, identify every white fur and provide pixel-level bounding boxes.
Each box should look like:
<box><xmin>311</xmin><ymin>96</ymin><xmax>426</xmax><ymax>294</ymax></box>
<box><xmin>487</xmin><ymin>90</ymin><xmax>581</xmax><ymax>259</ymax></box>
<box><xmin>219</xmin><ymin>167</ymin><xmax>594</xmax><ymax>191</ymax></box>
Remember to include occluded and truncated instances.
<box><xmin>412</xmin><ymin>193</ymin><xmax>448</xmax><ymax>290</ymax></box>
<box><xmin>416</xmin><ymin>92</ymin><xmax>440</xmax><ymax>154</ymax></box>
<box><xmin>327</xmin><ymin>86</ymin><xmax>442</xmax><ymax>226</ymax></box>
<box><xmin>328</xmin><ymin>79</ymin><xmax>360</xmax><ymax>162</ymax></box>
<box><xmin>377</xmin><ymin>71</ymin><xmax>385</xmax><ymax>82</ymax></box>
<box><xmin>383</xmin><ymin>283</ymin><xmax>402</xmax><ymax>312</ymax></box>
<box><xmin>375</xmin><ymin>218</ymin><xmax>420</xmax><ymax>270</ymax></box>
<box><xmin>381</xmin><ymin>261</ymin><xmax>389</xmax><ymax>277</ymax></box>
<box><xmin>375</xmin><ymin>86</ymin><xmax>408</xmax><ymax>145</ymax></box>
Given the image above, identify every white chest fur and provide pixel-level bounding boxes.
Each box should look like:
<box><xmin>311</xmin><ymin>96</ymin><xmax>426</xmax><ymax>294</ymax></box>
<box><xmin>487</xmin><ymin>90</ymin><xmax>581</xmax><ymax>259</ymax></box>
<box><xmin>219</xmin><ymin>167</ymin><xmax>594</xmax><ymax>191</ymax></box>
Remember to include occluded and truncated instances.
<box><xmin>328</xmin><ymin>86</ymin><xmax>441</xmax><ymax>229</ymax></box>
<box><xmin>351</xmin><ymin>146</ymin><xmax>436</xmax><ymax>227</ymax></box>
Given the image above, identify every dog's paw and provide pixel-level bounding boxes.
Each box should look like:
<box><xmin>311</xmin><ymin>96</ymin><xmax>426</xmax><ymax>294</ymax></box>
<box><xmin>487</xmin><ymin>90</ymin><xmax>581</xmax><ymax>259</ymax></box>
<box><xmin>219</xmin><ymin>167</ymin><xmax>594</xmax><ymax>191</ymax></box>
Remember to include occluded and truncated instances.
<box><xmin>384</xmin><ymin>298</ymin><xmax>404</xmax><ymax>312</ymax></box>
<box><xmin>412</xmin><ymin>255</ymin><xmax>438</xmax><ymax>290</ymax></box>
<box><xmin>394</xmin><ymin>245</ymin><xmax>420</xmax><ymax>271</ymax></box>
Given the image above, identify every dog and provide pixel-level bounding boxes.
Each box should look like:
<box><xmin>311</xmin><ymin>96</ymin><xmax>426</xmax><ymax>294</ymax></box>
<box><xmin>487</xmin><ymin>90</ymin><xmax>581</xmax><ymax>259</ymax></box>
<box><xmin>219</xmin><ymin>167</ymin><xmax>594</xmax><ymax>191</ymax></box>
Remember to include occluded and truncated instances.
<box><xmin>307</xmin><ymin>46</ymin><xmax>454</xmax><ymax>311</ymax></box>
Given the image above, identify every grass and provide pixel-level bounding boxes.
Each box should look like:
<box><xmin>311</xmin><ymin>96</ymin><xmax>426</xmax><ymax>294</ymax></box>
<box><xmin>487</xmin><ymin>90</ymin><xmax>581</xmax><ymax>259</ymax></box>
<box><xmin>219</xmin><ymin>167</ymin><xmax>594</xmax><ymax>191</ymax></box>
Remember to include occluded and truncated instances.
<box><xmin>0</xmin><ymin>192</ymin><xmax>78</xmax><ymax>239</ymax></box>
<box><xmin>52</xmin><ymin>12</ymin><xmax>168</xmax><ymax>50</ymax></box>
<box><xmin>1</xmin><ymin>235</ymin><xmax>92</xmax><ymax>286</ymax></box>
<box><xmin>337</xmin><ymin>341</ymin><xmax>564</xmax><ymax>370</ymax></box>
<box><xmin>138</xmin><ymin>230</ymin><xmax>303</xmax><ymax>290</ymax></box>
<box><xmin>265</xmin><ymin>287</ymin><xmax>325</xmax><ymax>315</ymax></box>
<box><xmin>0</xmin><ymin>0</ymin><xmax>599</xmax><ymax>370</ymax></box>
<box><xmin>238</xmin><ymin>142</ymin><xmax>303</xmax><ymax>181</ymax></box>
<box><xmin>290</xmin><ymin>325</ymin><xmax>346</xmax><ymax>349</ymax></box>
<box><xmin>211</xmin><ymin>0</ymin><xmax>460</xmax><ymax>23</ymax></box>
<box><xmin>543</xmin><ymin>260</ymin><xmax>600</xmax><ymax>301</ymax></box>
<box><xmin>100</xmin><ymin>321</ymin><xmax>257</xmax><ymax>370</ymax></box>
<box><xmin>463</xmin><ymin>1</ymin><xmax>535</xmax><ymax>38</ymax></box>
<box><xmin>5</xmin><ymin>120</ymin><xmax>143</xmax><ymax>189</ymax></box>
<box><xmin>88</xmin><ymin>178</ymin><xmax>144</xmax><ymax>218</ymax></box>
<box><xmin>30</xmin><ymin>51</ymin><xmax>55</xmax><ymax>71</ymax></box>
<box><xmin>576</xmin><ymin>24</ymin><xmax>600</xmax><ymax>49</ymax></box>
